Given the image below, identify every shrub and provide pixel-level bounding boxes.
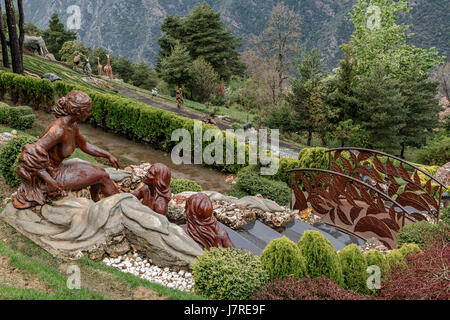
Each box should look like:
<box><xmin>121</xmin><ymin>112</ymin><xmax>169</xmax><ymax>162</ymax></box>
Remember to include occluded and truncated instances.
<box><xmin>192</xmin><ymin>248</ymin><xmax>268</xmax><ymax>300</ymax></box>
<box><xmin>270</xmin><ymin>157</ymin><xmax>303</xmax><ymax>184</ymax></box>
<box><xmin>170</xmin><ymin>179</ymin><xmax>202</xmax><ymax>194</ymax></box>
<box><xmin>228</xmin><ymin>183</ymin><xmax>250</xmax><ymax>199</ymax></box>
<box><xmin>385</xmin><ymin>250</ymin><xmax>406</xmax><ymax>269</ymax></box>
<box><xmin>0</xmin><ymin>102</ymin><xmax>11</xmax><ymax>124</ymax></box>
<box><xmin>9</xmin><ymin>106</ymin><xmax>35</xmax><ymax>130</ymax></box>
<box><xmin>0</xmin><ymin>134</ymin><xmax>38</xmax><ymax>186</ymax></box>
<box><xmin>440</xmin><ymin>207</ymin><xmax>450</xmax><ymax>225</ymax></box>
<box><xmin>415</xmin><ymin>136</ymin><xmax>450</xmax><ymax>166</ymax></box>
<box><xmin>251</xmin><ymin>276</ymin><xmax>366</xmax><ymax>300</ymax></box>
<box><xmin>398</xmin><ymin>243</ymin><xmax>422</xmax><ymax>259</ymax></box>
<box><xmin>297</xmin><ymin>230</ymin><xmax>343</xmax><ymax>286</ymax></box>
<box><xmin>338</xmin><ymin>244</ymin><xmax>369</xmax><ymax>294</ymax></box>
<box><xmin>260</xmin><ymin>236</ymin><xmax>307</xmax><ymax>280</ymax></box>
<box><xmin>397</xmin><ymin>221</ymin><xmax>446</xmax><ymax>249</ymax></box>
<box><xmin>232</xmin><ymin>166</ymin><xmax>291</xmax><ymax>205</ymax></box>
<box><xmin>297</xmin><ymin>147</ymin><xmax>329</xmax><ymax>169</ymax></box>
<box><xmin>377</xmin><ymin>239</ymin><xmax>449</xmax><ymax>300</ymax></box>
<box><xmin>364</xmin><ymin>249</ymin><xmax>386</xmax><ymax>270</ymax></box>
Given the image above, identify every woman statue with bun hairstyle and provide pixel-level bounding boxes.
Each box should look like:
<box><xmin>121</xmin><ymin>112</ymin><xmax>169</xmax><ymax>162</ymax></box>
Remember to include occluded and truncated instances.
<box><xmin>132</xmin><ymin>163</ymin><xmax>172</xmax><ymax>216</ymax></box>
<box><xmin>13</xmin><ymin>90</ymin><xmax>121</xmax><ymax>209</ymax></box>
<box><xmin>181</xmin><ymin>193</ymin><xmax>235</xmax><ymax>250</ymax></box>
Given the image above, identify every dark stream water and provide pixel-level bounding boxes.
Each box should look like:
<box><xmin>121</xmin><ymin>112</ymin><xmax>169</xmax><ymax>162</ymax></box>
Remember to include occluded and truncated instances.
<box><xmin>33</xmin><ymin>110</ymin><xmax>231</xmax><ymax>194</ymax></box>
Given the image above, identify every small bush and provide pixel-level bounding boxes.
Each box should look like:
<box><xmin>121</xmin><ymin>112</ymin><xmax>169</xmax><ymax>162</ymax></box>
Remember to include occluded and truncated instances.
<box><xmin>251</xmin><ymin>276</ymin><xmax>366</xmax><ymax>300</ymax></box>
<box><xmin>233</xmin><ymin>166</ymin><xmax>291</xmax><ymax>205</ymax></box>
<box><xmin>192</xmin><ymin>248</ymin><xmax>268</xmax><ymax>300</ymax></box>
<box><xmin>297</xmin><ymin>231</ymin><xmax>343</xmax><ymax>286</ymax></box>
<box><xmin>228</xmin><ymin>182</ymin><xmax>250</xmax><ymax>199</ymax></box>
<box><xmin>398</xmin><ymin>243</ymin><xmax>421</xmax><ymax>259</ymax></box>
<box><xmin>397</xmin><ymin>221</ymin><xmax>446</xmax><ymax>249</ymax></box>
<box><xmin>415</xmin><ymin>136</ymin><xmax>450</xmax><ymax>166</ymax></box>
<box><xmin>364</xmin><ymin>249</ymin><xmax>387</xmax><ymax>270</ymax></box>
<box><xmin>9</xmin><ymin>106</ymin><xmax>35</xmax><ymax>130</ymax></box>
<box><xmin>338</xmin><ymin>244</ymin><xmax>369</xmax><ymax>294</ymax></box>
<box><xmin>385</xmin><ymin>250</ymin><xmax>406</xmax><ymax>269</ymax></box>
<box><xmin>297</xmin><ymin>147</ymin><xmax>329</xmax><ymax>169</ymax></box>
<box><xmin>170</xmin><ymin>179</ymin><xmax>202</xmax><ymax>194</ymax></box>
<box><xmin>0</xmin><ymin>102</ymin><xmax>11</xmax><ymax>124</ymax></box>
<box><xmin>260</xmin><ymin>236</ymin><xmax>307</xmax><ymax>280</ymax></box>
<box><xmin>440</xmin><ymin>207</ymin><xmax>450</xmax><ymax>225</ymax></box>
<box><xmin>0</xmin><ymin>134</ymin><xmax>38</xmax><ymax>186</ymax></box>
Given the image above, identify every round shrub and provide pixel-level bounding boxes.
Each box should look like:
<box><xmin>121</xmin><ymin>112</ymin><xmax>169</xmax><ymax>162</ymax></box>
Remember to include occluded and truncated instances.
<box><xmin>440</xmin><ymin>207</ymin><xmax>450</xmax><ymax>225</ymax></box>
<box><xmin>260</xmin><ymin>236</ymin><xmax>307</xmax><ymax>280</ymax></box>
<box><xmin>415</xmin><ymin>136</ymin><xmax>450</xmax><ymax>166</ymax></box>
<box><xmin>192</xmin><ymin>247</ymin><xmax>269</xmax><ymax>300</ymax></box>
<box><xmin>170</xmin><ymin>179</ymin><xmax>203</xmax><ymax>194</ymax></box>
<box><xmin>385</xmin><ymin>249</ymin><xmax>406</xmax><ymax>270</ymax></box>
<box><xmin>0</xmin><ymin>134</ymin><xmax>38</xmax><ymax>186</ymax></box>
<box><xmin>398</xmin><ymin>243</ymin><xmax>421</xmax><ymax>259</ymax></box>
<box><xmin>297</xmin><ymin>231</ymin><xmax>343</xmax><ymax>286</ymax></box>
<box><xmin>251</xmin><ymin>276</ymin><xmax>365</xmax><ymax>300</ymax></box>
<box><xmin>234</xmin><ymin>166</ymin><xmax>291</xmax><ymax>205</ymax></box>
<box><xmin>228</xmin><ymin>183</ymin><xmax>249</xmax><ymax>199</ymax></box>
<box><xmin>9</xmin><ymin>106</ymin><xmax>34</xmax><ymax>130</ymax></box>
<box><xmin>297</xmin><ymin>147</ymin><xmax>329</xmax><ymax>169</ymax></box>
<box><xmin>397</xmin><ymin>221</ymin><xmax>444</xmax><ymax>249</ymax></box>
<box><xmin>0</xmin><ymin>102</ymin><xmax>11</xmax><ymax>124</ymax></box>
<box><xmin>338</xmin><ymin>244</ymin><xmax>369</xmax><ymax>294</ymax></box>
<box><xmin>364</xmin><ymin>249</ymin><xmax>386</xmax><ymax>270</ymax></box>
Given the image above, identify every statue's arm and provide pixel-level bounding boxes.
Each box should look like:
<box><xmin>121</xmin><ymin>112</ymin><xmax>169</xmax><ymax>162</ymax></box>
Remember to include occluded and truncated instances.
<box><xmin>75</xmin><ymin>126</ymin><xmax>120</xmax><ymax>169</ymax></box>
<box><xmin>132</xmin><ymin>187</ymin><xmax>144</xmax><ymax>200</ymax></box>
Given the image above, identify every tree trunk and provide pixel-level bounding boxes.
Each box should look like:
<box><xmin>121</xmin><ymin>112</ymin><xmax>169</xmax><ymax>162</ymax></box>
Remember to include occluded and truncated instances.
<box><xmin>18</xmin><ymin>0</ymin><xmax>24</xmax><ymax>53</ymax></box>
<box><xmin>0</xmin><ymin>2</ymin><xmax>9</xmax><ymax>68</ymax></box>
<box><xmin>4</xmin><ymin>0</ymin><xmax>23</xmax><ymax>74</ymax></box>
<box><xmin>307</xmin><ymin>129</ymin><xmax>312</xmax><ymax>146</ymax></box>
<box><xmin>400</xmin><ymin>143</ymin><xmax>405</xmax><ymax>159</ymax></box>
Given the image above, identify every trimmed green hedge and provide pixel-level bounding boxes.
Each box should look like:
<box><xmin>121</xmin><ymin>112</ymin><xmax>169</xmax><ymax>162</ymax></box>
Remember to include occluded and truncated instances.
<box><xmin>192</xmin><ymin>248</ymin><xmax>268</xmax><ymax>300</ymax></box>
<box><xmin>170</xmin><ymin>179</ymin><xmax>203</xmax><ymax>194</ymax></box>
<box><xmin>297</xmin><ymin>147</ymin><xmax>329</xmax><ymax>169</ymax></box>
<box><xmin>0</xmin><ymin>103</ymin><xmax>36</xmax><ymax>130</ymax></box>
<box><xmin>0</xmin><ymin>134</ymin><xmax>38</xmax><ymax>186</ymax></box>
<box><xmin>338</xmin><ymin>244</ymin><xmax>368</xmax><ymax>294</ymax></box>
<box><xmin>0</xmin><ymin>102</ymin><xmax>11</xmax><ymax>124</ymax></box>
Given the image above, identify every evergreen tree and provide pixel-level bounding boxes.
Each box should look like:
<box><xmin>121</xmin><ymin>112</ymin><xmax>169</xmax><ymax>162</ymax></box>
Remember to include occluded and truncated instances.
<box><xmin>0</xmin><ymin>2</ymin><xmax>9</xmax><ymax>68</ymax></box>
<box><xmin>189</xmin><ymin>57</ymin><xmax>219</xmax><ymax>102</ymax></box>
<box><xmin>59</xmin><ymin>40</ymin><xmax>88</xmax><ymax>67</ymax></box>
<box><xmin>159</xmin><ymin>42</ymin><xmax>192</xmax><ymax>87</ymax></box>
<box><xmin>110</xmin><ymin>56</ymin><xmax>135</xmax><ymax>83</ymax></box>
<box><xmin>42</xmin><ymin>13</ymin><xmax>77</xmax><ymax>61</ymax></box>
<box><xmin>131</xmin><ymin>60</ymin><xmax>159</xmax><ymax>90</ymax></box>
<box><xmin>4</xmin><ymin>0</ymin><xmax>22</xmax><ymax>74</ymax></box>
<box><xmin>156</xmin><ymin>15</ymin><xmax>184</xmax><ymax>72</ymax></box>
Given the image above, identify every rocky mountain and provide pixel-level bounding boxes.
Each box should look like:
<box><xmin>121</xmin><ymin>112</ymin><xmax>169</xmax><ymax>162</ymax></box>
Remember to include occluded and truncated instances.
<box><xmin>22</xmin><ymin>0</ymin><xmax>449</xmax><ymax>69</ymax></box>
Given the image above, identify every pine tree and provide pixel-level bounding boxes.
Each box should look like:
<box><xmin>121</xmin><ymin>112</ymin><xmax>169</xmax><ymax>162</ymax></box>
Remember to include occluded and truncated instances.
<box><xmin>156</xmin><ymin>15</ymin><xmax>184</xmax><ymax>72</ymax></box>
<box><xmin>42</xmin><ymin>13</ymin><xmax>77</xmax><ymax>61</ymax></box>
<box><xmin>4</xmin><ymin>0</ymin><xmax>23</xmax><ymax>74</ymax></box>
<box><xmin>189</xmin><ymin>57</ymin><xmax>219</xmax><ymax>102</ymax></box>
<box><xmin>131</xmin><ymin>61</ymin><xmax>158</xmax><ymax>90</ymax></box>
<box><xmin>159</xmin><ymin>42</ymin><xmax>192</xmax><ymax>88</ymax></box>
<box><xmin>0</xmin><ymin>2</ymin><xmax>9</xmax><ymax>68</ymax></box>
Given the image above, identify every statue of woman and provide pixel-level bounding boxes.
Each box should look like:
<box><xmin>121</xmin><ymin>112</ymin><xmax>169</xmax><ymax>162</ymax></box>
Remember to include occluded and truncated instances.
<box><xmin>13</xmin><ymin>90</ymin><xmax>121</xmax><ymax>209</ymax></box>
<box><xmin>132</xmin><ymin>163</ymin><xmax>172</xmax><ymax>216</ymax></box>
<box><xmin>181</xmin><ymin>193</ymin><xmax>235</xmax><ymax>250</ymax></box>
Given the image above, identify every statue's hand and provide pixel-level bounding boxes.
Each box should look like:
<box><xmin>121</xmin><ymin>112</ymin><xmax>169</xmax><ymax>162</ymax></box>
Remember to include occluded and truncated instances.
<box><xmin>108</xmin><ymin>155</ymin><xmax>120</xmax><ymax>170</ymax></box>
<box><xmin>47</xmin><ymin>180</ymin><xmax>67</xmax><ymax>198</ymax></box>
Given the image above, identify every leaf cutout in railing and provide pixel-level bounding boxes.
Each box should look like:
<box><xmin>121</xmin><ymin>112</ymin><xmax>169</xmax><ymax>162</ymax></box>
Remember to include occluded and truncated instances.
<box><xmin>329</xmin><ymin>207</ymin><xmax>336</xmax><ymax>223</ymax></box>
<box><xmin>357</xmin><ymin>152</ymin><xmax>371</xmax><ymax>164</ymax></box>
<box><xmin>350</xmin><ymin>152</ymin><xmax>358</xmax><ymax>167</ymax></box>
<box><xmin>337</xmin><ymin>206</ymin><xmax>352</xmax><ymax>225</ymax></box>
<box><xmin>355</xmin><ymin>166</ymin><xmax>371</xmax><ymax>179</ymax></box>
<box><xmin>376</xmin><ymin>197</ymin><xmax>385</xmax><ymax>212</ymax></box>
<box><xmin>332</xmin><ymin>162</ymin><xmax>344</xmax><ymax>174</ymax></box>
<box><xmin>413</xmin><ymin>171</ymin><xmax>421</xmax><ymax>186</ymax></box>
<box><xmin>301</xmin><ymin>175</ymin><xmax>313</xmax><ymax>194</ymax></box>
<box><xmin>345</xmin><ymin>193</ymin><xmax>358</xmax><ymax>207</ymax></box>
<box><xmin>381</xmin><ymin>218</ymin><xmax>400</xmax><ymax>232</ymax></box>
<box><xmin>333</xmin><ymin>151</ymin><xmax>341</xmax><ymax>161</ymax></box>
<box><xmin>295</xmin><ymin>172</ymin><xmax>302</xmax><ymax>182</ymax></box>
<box><xmin>421</xmin><ymin>193</ymin><xmax>439</xmax><ymax>210</ymax></box>
<box><xmin>315</xmin><ymin>187</ymin><xmax>332</xmax><ymax>203</ymax></box>
<box><xmin>351</xmin><ymin>173</ymin><xmax>362</xmax><ymax>181</ymax></box>
<box><xmin>369</xmin><ymin>166</ymin><xmax>384</xmax><ymax>184</ymax></box>
<box><xmin>409</xmin><ymin>212</ymin><xmax>427</xmax><ymax>222</ymax></box>
<box><xmin>367</xmin><ymin>204</ymin><xmax>383</xmax><ymax>216</ymax></box>
<box><xmin>386</xmin><ymin>159</ymin><xmax>398</xmax><ymax>176</ymax></box>
<box><xmin>404</xmin><ymin>183</ymin><xmax>422</xmax><ymax>192</ymax></box>
<box><xmin>398</xmin><ymin>163</ymin><xmax>412</xmax><ymax>182</ymax></box>
<box><xmin>340</xmin><ymin>157</ymin><xmax>353</xmax><ymax>174</ymax></box>
<box><xmin>293</xmin><ymin>183</ymin><xmax>308</xmax><ymax>211</ymax></box>
<box><xmin>432</xmin><ymin>185</ymin><xmax>440</xmax><ymax>197</ymax></box>
<box><xmin>373</xmin><ymin>155</ymin><xmax>386</xmax><ymax>174</ymax></box>
<box><xmin>354</xmin><ymin>216</ymin><xmax>393</xmax><ymax>240</ymax></box>
<box><xmin>315</xmin><ymin>173</ymin><xmax>332</xmax><ymax>185</ymax></box>
<box><xmin>424</xmin><ymin>180</ymin><xmax>431</xmax><ymax>194</ymax></box>
<box><xmin>359</xmin><ymin>186</ymin><xmax>374</xmax><ymax>205</ymax></box>
<box><xmin>346</xmin><ymin>182</ymin><xmax>361</xmax><ymax>200</ymax></box>
<box><xmin>396</xmin><ymin>192</ymin><xmax>430</xmax><ymax>213</ymax></box>
<box><xmin>350</xmin><ymin>207</ymin><xmax>363</xmax><ymax>223</ymax></box>
<box><xmin>389</xmin><ymin>206</ymin><xmax>397</xmax><ymax>222</ymax></box>
<box><xmin>388</xmin><ymin>182</ymin><xmax>401</xmax><ymax>198</ymax></box>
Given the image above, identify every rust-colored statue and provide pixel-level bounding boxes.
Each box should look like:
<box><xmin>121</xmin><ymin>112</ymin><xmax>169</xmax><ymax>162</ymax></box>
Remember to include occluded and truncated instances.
<box><xmin>176</xmin><ymin>87</ymin><xmax>184</xmax><ymax>109</ymax></box>
<box><xmin>104</xmin><ymin>54</ymin><xmax>113</xmax><ymax>79</ymax></box>
<box><xmin>181</xmin><ymin>193</ymin><xmax>235</xmax><ymax>250</ymax></box>
<box><xmin>12</xmin><ymin>91</ymin><xmax>121</xmax><ymax>209</ymax></box>
<box><xmin>132</xmin><ymin>163</ymin><xmax>172</xmax><ymax>216</ymax></box>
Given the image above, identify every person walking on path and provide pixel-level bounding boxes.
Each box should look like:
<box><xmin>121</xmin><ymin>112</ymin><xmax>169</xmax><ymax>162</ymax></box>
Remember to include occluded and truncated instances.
<box><xmin>176</xmin><ymin>87</ymin><xmax>184</xmax><ymax>109</ymax></box>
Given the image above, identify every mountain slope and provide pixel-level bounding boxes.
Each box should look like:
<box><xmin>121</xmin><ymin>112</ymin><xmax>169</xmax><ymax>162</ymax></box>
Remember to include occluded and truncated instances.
<box><xmin>22</xmin><ymin>0</ymin><xmax>449</xmax><ymax>69</ymax></box>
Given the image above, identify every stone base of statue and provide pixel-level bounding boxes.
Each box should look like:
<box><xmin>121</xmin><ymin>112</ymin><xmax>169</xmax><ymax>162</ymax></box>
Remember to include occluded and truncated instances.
<box><xmin>0</xmin><ymin>193</ymin><xmax>204</xmax><ymax>267</ymax></box>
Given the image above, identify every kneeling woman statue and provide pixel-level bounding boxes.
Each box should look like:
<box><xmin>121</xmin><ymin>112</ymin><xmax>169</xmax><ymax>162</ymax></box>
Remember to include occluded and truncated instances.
<box><xmin>13</xmin><ymin>90</ymin><xmax>121</xmax><ymax>209</ymax></box>
<box><xmin>181</xmin><ymin>193</ymin><xmax>235</xmax><ymax>250</ymax></box>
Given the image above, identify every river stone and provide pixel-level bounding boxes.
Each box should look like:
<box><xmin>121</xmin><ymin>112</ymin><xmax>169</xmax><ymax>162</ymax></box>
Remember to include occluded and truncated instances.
<box><xmin>0</xmin><ymin>193</ymin><xmax>203</xmax><ymax>267</ymax></box>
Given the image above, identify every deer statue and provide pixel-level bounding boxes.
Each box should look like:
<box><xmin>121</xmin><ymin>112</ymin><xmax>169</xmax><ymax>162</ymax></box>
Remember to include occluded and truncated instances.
<box><xmin>104</xmin><ymin>54</ymin><xmax>113</xmax><ymax>79</ymax></box>
<box><xmin>97</xmin><ymin>57</ymin><xmax>103</xmax><ymax>75</ymax></box>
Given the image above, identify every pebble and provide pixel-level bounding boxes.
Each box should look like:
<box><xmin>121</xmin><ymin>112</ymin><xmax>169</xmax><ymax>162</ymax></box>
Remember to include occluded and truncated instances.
<box><xmin>102</xmin><ymin>254</ymin><xmax>195</xmax><ymax>293</ymax></box>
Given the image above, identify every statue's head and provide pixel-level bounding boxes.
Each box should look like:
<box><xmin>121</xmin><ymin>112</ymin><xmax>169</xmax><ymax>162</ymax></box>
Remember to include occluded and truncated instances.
<box><xmin>144</xmin><ymin>163</ymin><xmax>172</xmax><ymax>200</ymax></box>
<box><xmin>185</xmin><ymin>193</ymin><xmax>213</xmax><ymax>221</ymax></box>
<box><xmin>54</xmin><ymin>90</ymin><xmax>92</xmax><ymax>122</ymax></box>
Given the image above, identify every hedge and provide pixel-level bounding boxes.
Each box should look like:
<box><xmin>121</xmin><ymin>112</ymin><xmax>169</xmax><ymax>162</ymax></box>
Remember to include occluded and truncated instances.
<box><xmin>170</xmin><ymin>179</ymin><xmax>203</xmax><ymax>194</ymax></box>
<box><xmin>338</xmin><ymin>244</ymin><xmax>369</xmax><ymax>294</ymax></box>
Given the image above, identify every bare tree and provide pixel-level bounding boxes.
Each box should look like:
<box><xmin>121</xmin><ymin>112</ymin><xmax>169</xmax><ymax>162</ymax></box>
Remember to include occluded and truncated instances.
<box><xmin>0</xmin><ymin>2</ymin><xmax>9</xmax><ymax>68</ymax></box>
<box><xmin>432</xmin><ymin>62</ymin><xmax>450</xmax><ymax>100</ymax></box>
<box><xmin>4</xmin><ymin>0</ymin><xmax>23</xmax><ymax>74</ymax></box>
<box><xmin>18</xmin><ymin>0</ymin><xmax>24</xmax><ymax>53</ymax></box>
<box><xmin>253</xmin><ymin>2</ymin><xmax>301</xmax><ymax>97</ymax></box>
